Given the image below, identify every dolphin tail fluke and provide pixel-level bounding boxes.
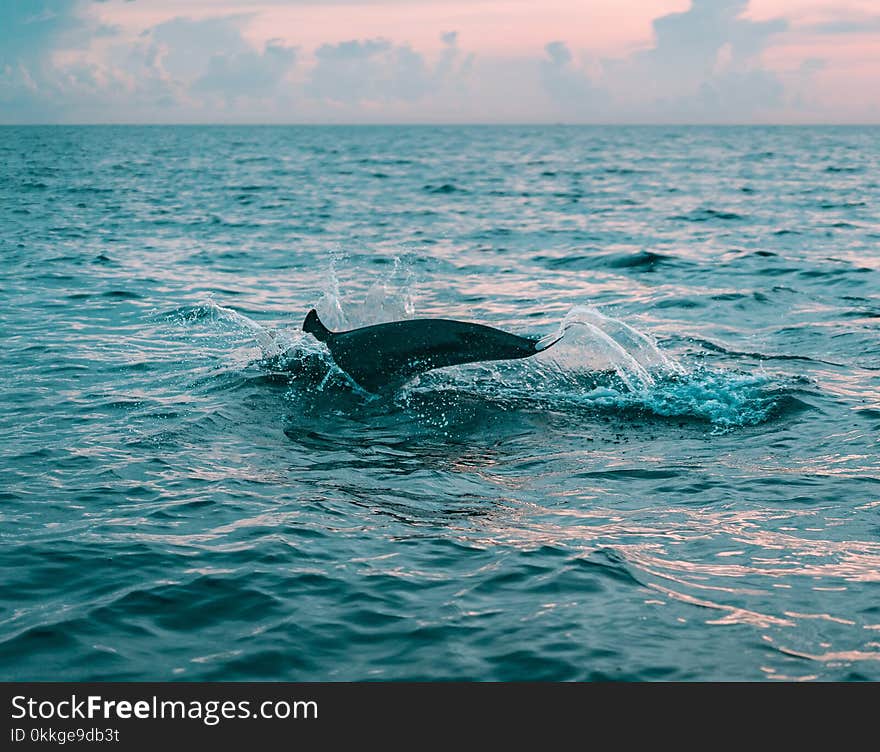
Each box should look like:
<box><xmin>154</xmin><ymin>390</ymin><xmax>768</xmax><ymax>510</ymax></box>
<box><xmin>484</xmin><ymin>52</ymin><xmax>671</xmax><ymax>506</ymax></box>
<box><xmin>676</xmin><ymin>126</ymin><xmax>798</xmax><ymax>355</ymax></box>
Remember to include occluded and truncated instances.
<box><xmin>534</xmin><ymin>332</ymin><xmax>563</xmax><ymax>352</ymax></box>
<box><xmin>303</xmin><ymin>309</ymin><xmax>332</xmax><ymax>342</ymax></box>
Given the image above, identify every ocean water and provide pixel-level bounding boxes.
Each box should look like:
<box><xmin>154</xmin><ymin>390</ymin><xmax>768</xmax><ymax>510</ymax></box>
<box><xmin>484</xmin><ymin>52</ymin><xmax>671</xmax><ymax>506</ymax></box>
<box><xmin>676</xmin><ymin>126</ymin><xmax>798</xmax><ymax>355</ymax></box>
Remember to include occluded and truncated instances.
<box><xmin>1</xmin><ymin>125</ymin><xmax>879</xmax><ymax>681</ymax></box>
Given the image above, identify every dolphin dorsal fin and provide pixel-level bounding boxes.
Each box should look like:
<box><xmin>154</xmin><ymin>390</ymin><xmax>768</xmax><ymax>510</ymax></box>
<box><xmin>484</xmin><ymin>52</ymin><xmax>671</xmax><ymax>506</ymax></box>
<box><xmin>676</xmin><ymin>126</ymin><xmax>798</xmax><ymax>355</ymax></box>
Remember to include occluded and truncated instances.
<box><xmin>302</xmin><ymin>309</ymin><xmax>332</xmax><ymax>342</ymax></box>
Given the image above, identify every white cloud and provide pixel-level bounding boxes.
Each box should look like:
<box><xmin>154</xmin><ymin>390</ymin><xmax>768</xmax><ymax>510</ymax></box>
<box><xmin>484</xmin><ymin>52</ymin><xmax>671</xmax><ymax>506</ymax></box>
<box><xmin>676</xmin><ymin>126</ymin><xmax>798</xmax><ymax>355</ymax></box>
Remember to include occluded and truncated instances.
<box><xmin>540</xmin><ymin>42</ymin><xmax>609</xmax><ymax>118</ymax></box>
<box><xmin>0</xmin><ymin>0</ymin><xmax>873</xmax><ymax>123</ymax></box>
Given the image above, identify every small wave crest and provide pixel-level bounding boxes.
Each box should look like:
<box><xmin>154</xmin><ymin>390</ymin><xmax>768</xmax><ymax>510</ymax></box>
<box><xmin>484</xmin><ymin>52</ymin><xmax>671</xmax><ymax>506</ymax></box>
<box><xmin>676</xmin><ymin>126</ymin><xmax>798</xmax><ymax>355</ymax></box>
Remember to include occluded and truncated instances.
<box><xmin>405</xmin><ymin>354</ymin><xmax>787</xmax><ymax>430</ymax></box>
<box><xmin>567</xmin><ymin>368</ymin><xmax>788</xmax><ymax>428</ymax></box>
<box><xmin>164</xmin><ymin>298</ymin><xmax>298</xmax><ymax>358</ymax></box>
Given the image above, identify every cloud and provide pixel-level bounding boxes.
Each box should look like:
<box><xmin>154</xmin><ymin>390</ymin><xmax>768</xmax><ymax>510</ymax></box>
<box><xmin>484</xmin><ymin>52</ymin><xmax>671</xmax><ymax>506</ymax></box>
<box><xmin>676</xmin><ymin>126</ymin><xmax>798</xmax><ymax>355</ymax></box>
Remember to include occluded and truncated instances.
<box><xmin>804</xmin><ymin>15</ymin><xmax>880</xmax><ymax>35</ymax></box>
<box><xmin>306</xmin><ymin>34</ymin><xmax>455</xmax><ymax>105</ymax></box>
<box><xmin>784</xmin><ymin>57</ymin><xmax>827</xmax><ymax>112</ymax></box>
<box><xmin>524</xmin><ymin>0</ymin><xmax>794</xmax><ymax>122</ymax></box>
<box><xmin>601</xmin><ymin>0</ymin><xmax>790</xmax><ymax>121</ymax></box>
<box><xmin>0</xmin><ymin>1</ymin><xmax>83</xmax><ymax>60</ymax></box>
<box><xmin>147</xmin><ymin>15</ymin><xmax>258</xmax><ymax>83</ymax></box>
<box><xmin>540</xmin><ymin>41</ymin><xmax>608</xmax><ymax>118</ymax></box>
<box><xmin>0</xmin><ymin>0</ymin><xmax>869</xmax><ymax>123</ymax></box>
<box><xmin>0</xmin><ymin>1</ymin><xmax>94</xmax><ymax>120</ymax></box>
<box><xmin>139</xmin><ymin>16</ymin><xmax>297</xmax><ymax>105</ymax></box>
<box><xmin>0</xmin><ymin>6</ymin><xmax>299</xmax><ymax>121</ymax></box>
<box><xmin>295</xmin><ymin>31</ymin><xmax>474</xmax><ymax>121</ymax></box>
<box><xmin>193</xmin><ymin>39</ymin><xmax>296</xmax><ymax>102</ymax></box>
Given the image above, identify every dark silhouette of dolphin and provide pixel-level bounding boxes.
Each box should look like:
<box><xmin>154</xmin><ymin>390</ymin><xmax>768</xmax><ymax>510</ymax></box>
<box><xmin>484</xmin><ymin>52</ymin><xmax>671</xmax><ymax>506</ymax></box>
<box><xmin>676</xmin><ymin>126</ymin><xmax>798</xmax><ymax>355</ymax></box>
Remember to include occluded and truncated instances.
<box><xmin>302</xmin><ymin>309</ymin><xmax>559</xmax><ymax>392</ymax></box>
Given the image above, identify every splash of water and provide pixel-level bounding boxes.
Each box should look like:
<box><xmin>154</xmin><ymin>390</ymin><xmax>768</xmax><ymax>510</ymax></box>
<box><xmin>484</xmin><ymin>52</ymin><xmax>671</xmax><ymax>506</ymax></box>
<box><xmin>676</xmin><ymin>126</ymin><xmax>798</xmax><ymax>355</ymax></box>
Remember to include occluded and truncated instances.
<box><xmin>538</xmin><ymin>305</ymin><xmax>682</xmax><ymax>390</ymax></box>
<box><xmin>313</xmin><ymin>252</ymin><xmax>349</xmax><ymax>330</ymax></box>
<box><xmin>573</xmin><ymin>369</ymin><xmax>782</xmax><ymax>429</ymax></box>
<box><xmin>408</xmin><ymin>306</ymin><xmax>786</xmax><ymax>429</ymax></box>
<box><xmin>314</xmin><ymin>253</ymin><xmax>417</xmax><ymax>330</ymax></box>
<box><xmin>167</xmin><ymin>286</ymin><xmax>788</xmax><ymax>430</ymax></box>
<box><xmin>167</xmin><ymin>297</ymin><xmax>297</xmax><ymax>357</ymax></box>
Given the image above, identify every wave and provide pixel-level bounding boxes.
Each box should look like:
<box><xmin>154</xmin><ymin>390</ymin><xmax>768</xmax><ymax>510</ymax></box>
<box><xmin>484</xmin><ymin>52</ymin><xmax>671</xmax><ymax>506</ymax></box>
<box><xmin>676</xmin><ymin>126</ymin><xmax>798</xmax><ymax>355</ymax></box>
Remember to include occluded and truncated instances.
<box><xmin>669</xmin><ymin>208</ymin><xmax>746</xmax><ymax>222</ymax></box>
<box><xmin>541</xmin><ymin>250</ymin><xmax>673</xmax><ymax>271</ymax></box>
<box><xmin>401</xmin><ymin>365</ymin><xmax>795</xmax><ymax>430</ymax></box>
<box><xmin>423</xmin><ymin>183</ymin><xmax>465</xmax><ymax>194</ymax></box>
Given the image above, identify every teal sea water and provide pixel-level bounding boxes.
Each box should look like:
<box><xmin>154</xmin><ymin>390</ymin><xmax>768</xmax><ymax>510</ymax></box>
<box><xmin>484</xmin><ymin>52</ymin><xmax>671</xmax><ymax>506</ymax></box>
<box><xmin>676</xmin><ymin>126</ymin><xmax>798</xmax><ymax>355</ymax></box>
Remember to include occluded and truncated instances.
<box><xmin>1</xmin><ymin>125</ymin><xmax>879</xmax><ymax>681</ymax></box>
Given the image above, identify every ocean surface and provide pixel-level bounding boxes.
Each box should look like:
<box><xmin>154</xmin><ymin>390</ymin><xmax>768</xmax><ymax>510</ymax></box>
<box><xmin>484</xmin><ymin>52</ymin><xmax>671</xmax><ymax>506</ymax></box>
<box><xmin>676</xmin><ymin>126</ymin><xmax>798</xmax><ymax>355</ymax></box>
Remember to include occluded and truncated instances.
<box><xmin>1</xmin><ymin>125</ymin><xmax>879</xmax><ymax>681</ymax></box>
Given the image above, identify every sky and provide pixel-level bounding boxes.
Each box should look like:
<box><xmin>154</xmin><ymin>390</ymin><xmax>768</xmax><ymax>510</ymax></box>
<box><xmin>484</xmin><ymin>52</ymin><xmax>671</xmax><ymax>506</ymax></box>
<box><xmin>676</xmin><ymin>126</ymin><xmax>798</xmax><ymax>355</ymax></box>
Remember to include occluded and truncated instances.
<box><xmin>1</xmin><ymin>0</ymin><xmax>878</xmax><ymax>123</ymax></box>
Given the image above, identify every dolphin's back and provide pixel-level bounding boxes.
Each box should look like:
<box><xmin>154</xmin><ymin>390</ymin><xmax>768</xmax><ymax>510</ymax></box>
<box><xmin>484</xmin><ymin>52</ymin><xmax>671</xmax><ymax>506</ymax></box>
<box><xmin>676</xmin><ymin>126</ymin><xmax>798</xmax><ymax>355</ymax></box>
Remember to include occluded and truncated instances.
<box><xmin>302</xmin><ymin>310</ymin><xmax>545</xmax><ymax>392</ymax></box>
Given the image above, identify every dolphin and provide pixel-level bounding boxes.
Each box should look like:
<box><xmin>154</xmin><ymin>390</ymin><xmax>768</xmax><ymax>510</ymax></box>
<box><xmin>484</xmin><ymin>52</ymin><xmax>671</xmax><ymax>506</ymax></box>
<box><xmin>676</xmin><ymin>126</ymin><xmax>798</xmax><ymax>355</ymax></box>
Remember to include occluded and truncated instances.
<box><xmin>302</xmin><ymin>309</ymin><xmax>559</xmax><ymax>392</ymax></box>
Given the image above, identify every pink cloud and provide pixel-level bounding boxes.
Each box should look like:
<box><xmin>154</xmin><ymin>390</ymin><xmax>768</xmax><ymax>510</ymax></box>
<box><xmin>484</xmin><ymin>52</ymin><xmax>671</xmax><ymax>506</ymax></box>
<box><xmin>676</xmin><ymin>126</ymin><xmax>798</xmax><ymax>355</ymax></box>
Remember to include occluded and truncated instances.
<box><xmin>4</xmin><ymin>0</ymin><xmax>879</xmax><ymax>122</ymax></box>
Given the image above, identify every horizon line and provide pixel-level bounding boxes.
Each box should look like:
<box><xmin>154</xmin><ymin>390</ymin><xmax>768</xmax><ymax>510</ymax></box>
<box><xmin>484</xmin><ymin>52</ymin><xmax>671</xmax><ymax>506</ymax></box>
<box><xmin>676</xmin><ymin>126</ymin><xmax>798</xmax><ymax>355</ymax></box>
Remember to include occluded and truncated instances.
<box><xmin>2</xmin><ymin>122</ymin><xmax>879</xmax><ymax>127</ymax></box>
